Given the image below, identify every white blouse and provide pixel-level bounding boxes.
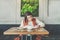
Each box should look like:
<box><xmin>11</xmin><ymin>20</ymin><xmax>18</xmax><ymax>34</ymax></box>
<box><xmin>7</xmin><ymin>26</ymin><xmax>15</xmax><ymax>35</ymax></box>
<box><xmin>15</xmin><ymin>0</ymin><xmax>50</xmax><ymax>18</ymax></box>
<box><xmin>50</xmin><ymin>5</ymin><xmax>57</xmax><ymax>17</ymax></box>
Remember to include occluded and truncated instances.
<box><xmin>20</xmin><ymin>18</ymin><xmax>45</xmax><ymax>28</ymax></box>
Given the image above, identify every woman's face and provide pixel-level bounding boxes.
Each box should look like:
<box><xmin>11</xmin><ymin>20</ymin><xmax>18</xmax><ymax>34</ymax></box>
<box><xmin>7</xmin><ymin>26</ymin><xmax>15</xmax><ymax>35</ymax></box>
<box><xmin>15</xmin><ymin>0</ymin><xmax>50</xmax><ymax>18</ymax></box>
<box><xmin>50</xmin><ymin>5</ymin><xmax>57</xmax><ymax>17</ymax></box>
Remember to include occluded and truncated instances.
<box><xmin>27</xmin><ymin>15</ymin><xmax>33</xmax><ymax>21</ymax></box>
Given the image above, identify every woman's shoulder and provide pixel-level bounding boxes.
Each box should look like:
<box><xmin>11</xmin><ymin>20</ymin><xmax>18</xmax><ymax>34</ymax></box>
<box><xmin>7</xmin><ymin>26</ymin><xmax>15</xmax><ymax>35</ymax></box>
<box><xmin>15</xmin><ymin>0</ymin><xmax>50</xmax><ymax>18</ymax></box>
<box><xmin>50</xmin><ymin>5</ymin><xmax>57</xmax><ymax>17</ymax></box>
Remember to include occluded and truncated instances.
<box><xmin>33</xmin><ymin>17</ymin><xmax>42</xmax><ymax>22</ymax></box>
<box><xmin>33</xmin><ymin>17</ymin><xmax>36</xmax><ymax>19</ymax></box>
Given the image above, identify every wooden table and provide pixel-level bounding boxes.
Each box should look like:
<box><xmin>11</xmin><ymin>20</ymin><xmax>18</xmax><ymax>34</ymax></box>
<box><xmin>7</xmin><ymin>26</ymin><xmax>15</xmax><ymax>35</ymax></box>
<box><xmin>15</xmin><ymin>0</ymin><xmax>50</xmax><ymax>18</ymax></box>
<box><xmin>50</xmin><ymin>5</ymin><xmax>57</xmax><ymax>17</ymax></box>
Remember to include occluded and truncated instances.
<box><xmin>4</xmin><ymin>27</ymin><xmax>49</xmax><ymax>35</ymax></box>
<box><xmin>4</xmin><ymin>27</ymin><xmax>49</xmax><ymax>40</ymax></box>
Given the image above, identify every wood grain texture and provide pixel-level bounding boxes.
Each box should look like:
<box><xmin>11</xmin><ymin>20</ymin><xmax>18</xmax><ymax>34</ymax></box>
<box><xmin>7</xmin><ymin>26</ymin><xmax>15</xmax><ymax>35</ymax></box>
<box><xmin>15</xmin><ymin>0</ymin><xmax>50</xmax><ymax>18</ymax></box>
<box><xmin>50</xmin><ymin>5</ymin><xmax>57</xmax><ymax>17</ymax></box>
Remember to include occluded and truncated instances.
<box><xmin>4</xmin><ymin>27</ymin><xmax>49</xmax><ymax>35</ymax></box>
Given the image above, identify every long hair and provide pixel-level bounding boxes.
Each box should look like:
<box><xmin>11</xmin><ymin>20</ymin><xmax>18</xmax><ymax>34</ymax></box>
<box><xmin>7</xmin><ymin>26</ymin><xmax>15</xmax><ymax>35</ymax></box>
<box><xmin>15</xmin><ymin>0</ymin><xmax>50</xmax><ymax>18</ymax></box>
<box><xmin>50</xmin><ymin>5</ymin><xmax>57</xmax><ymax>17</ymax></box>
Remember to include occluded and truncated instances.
<box><xmin>24</xmin><ymin>11</ymin><xmax>32</xmax><ymax>22</ymax></box>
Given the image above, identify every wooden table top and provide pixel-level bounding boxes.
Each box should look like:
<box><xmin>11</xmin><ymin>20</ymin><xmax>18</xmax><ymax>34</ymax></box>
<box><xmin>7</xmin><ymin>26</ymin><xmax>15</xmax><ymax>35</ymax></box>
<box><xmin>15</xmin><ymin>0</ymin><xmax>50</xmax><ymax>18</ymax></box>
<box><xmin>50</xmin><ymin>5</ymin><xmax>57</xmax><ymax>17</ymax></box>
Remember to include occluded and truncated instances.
<box><xmin>4</xmin><ymin>27</ymin><xmax>49</xmax><ymax>35</ymax></box>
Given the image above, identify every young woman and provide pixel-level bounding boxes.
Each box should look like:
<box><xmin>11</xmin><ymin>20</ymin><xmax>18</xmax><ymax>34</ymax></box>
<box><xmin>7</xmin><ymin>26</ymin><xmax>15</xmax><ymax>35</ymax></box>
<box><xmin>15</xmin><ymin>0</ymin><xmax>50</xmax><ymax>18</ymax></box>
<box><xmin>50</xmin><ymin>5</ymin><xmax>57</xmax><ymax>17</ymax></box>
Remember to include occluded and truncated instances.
<box><xmin>20</xmin><ymin>11</ymin><xmax>45</xmax><ymax>40</ymax></box>
<box><xmin>20</xmin><ymin>11</ymin><xmax>45</xmax><ymax>29</ymax></box>
<box><xmin>14</xmin><ymin>11</ymin><xmax>45</xmax><ymax>40</ymax></box>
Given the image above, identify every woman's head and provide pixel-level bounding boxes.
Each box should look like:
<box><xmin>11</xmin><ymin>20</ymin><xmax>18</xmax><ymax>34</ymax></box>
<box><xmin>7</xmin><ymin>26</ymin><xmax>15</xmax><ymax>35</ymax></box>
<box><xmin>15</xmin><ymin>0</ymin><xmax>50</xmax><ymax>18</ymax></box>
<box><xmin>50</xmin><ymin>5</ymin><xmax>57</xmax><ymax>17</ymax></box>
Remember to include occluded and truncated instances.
<box><xmin>24</xmin><ymin>11</ymin><xmax>33</xmax><ymax>21</ymax></box>
<box><xmin>23</xmin><ymin>11</ymin><xmax>37</xmax><ymax>26</ymax></box>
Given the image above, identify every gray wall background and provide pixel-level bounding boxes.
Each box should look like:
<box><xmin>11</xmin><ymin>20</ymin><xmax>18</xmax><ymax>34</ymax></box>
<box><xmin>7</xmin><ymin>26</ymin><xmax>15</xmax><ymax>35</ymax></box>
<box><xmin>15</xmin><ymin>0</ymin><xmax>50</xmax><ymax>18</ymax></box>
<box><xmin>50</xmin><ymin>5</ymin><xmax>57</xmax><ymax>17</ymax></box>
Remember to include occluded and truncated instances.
<box><xmin>44</xmin><ymin>0</ymin><xmax>60</xmax><ymax>24</ymax></box>
<box><xmin>0</xmin><ymin>0</ymin><xmax>60</xmax><ymax>24</ymax></box>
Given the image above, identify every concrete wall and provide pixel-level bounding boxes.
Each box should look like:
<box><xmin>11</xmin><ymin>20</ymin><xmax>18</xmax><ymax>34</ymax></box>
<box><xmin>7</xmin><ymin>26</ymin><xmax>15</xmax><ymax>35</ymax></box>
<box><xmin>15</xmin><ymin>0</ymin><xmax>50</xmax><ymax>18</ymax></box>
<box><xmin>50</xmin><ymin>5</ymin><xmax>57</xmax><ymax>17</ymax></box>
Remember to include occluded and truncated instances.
<box><xmin>0</xmin><ymin>0</ymin><xmax>17</xmax><ymax>24</ymax></box>
<box><xmin>0</xmin><ymin>0</ymin><xmax>60</xmax><ymax>24</ymax></box>
<box><xmin>44</xmin><ymin>0</ymin><xmax>60</xmax><ymax>24</ymax></box>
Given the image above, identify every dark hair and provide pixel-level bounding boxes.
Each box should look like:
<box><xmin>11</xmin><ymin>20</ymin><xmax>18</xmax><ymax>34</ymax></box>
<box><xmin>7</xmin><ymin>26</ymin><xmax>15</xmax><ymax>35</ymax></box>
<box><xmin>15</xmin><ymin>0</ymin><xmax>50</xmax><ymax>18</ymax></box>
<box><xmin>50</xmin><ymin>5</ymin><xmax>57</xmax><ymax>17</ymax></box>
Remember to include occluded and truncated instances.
<box><xmin>24</xmin><ymin>11</ymin><xmax>32</xmax><ymax>22</ymax></box>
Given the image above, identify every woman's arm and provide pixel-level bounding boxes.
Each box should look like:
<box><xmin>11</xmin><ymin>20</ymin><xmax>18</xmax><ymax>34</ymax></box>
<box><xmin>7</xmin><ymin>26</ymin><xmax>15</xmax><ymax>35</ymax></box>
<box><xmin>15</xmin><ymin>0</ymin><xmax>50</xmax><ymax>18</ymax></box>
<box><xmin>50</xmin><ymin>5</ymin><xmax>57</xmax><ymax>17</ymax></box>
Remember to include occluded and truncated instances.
<box><xmin>19</xmin><ymin>20</ymin><xmax>28</xmax><ymax>28</ymax></box>
<box><xmin>36</xmin><ymin>18</ymin><xmax>45</xmax><ymax>28</ymax></box>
